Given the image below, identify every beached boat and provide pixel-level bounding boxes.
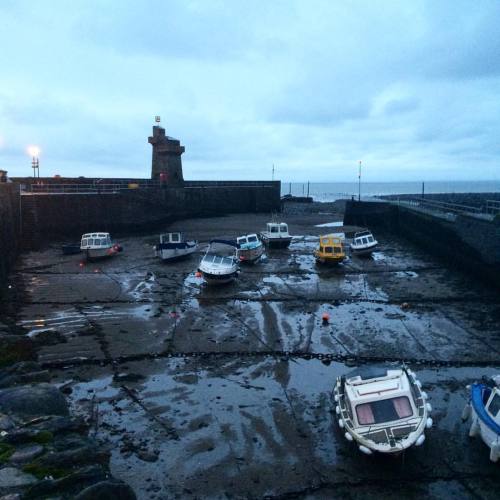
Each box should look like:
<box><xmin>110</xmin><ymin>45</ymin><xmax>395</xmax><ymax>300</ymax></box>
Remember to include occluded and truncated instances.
<box><xmin>333</xmin><ymin>366</ymin><xmax>432</xmax><ymax>455</ymax></box>
<box><xmin>155</xmin><ymin>232</ymin><xmax>198</xmax><ymax>262</ymax></box>
<box><xmin>198</xmin><ymin>240</ymin><xmax>239</xmax><ymax>285</ymax></box>
<box><xmin>350</xmin><ymin>230</ymin><xmax>378</xmax><ymax>256</ymax></box>
<box><xmin>80</xmin><ymin>232</ymin><xmax>121</xmax><ymax>260</ymax></box>
<box><xmin>236</xmin><ymin>234</ymin><xmax>264</xmax><ymax>263</ymax></box>
<box><xmin>314</xmin><ymin>234</ymin><xmax>346</xmax><ymax>264</ymax></box>
<box><xmin>462</xmin><ymin>375</ymin><xmax>500</xmax><ymax>462</ymax></box>
<box><xmin>260</xmin><ymin>222</ymin><xmax>292</xmax><ymax>249</ymax></box>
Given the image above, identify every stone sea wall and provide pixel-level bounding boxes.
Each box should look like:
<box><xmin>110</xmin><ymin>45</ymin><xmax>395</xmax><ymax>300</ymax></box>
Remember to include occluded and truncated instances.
<box><xmin>18</xmin><ymin>181</ymin><xmax>281</xmax><ymax>248</ymax></box>
<box><xmin>344</xmin><ymin>200</ymin><xmax>500</xmax><ymax>289</ymax></box>
<box><xmin>0</xmin><ymin>184</ymin><xmax>20</xmax><ymax>287</ymax></box>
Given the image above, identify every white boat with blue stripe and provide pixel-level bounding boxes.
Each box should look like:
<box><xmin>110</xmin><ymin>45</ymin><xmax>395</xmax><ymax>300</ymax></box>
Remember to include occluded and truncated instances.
<box><xmin>237</xmin><ymin>234</ymin><xmax>264</xmax><ymax>263</ymax></box>
<box><xmin>155</xmin><ymin>232</ymin><xmax>198</xmax><ymax>262</ymax></box>
<box><xmin>462</xmin><ymin>375</ymin><xmax>500</xmax><ymax>462</ymax></box>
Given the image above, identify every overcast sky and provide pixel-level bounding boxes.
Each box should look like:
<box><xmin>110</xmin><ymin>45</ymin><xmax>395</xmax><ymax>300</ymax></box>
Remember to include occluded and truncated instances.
<box><xmin>0</xmin><ymin>0</ymin><xmax>499</xmax><ymax>182</ymax></box>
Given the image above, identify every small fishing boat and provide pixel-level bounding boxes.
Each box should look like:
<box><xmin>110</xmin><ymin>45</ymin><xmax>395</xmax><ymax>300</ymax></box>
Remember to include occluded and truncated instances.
<box><xmin>155</xmin><ymin>232</ymin><xmax>198</xmax><ymax>262</ymax></box>
<box><xmin>198</xmin><ymin>240</ymin><xmax>239</xmax><ymax>285</ymax></box>
<box><xmin>260</xmin><ymin>222</ymin><xmax>292</xmax><ymax>249</ymax></box>
<box><xmin>462</xmin><ymin>375</ymin><xmax>500</xmax><ymax>462</ymax></box>
<box><xmin>350</xmin><ymin>230</ymin><xmax>378</xmax><ymax>256</ymax></box>
<box><xmin>314</xmin><ymin>234</ymin><xmax>346</xmax><ymax>264</ymax></box>
<box><xmin>236</xmin><ymin>234</ymin><xmax>264</xmax><ymax>263</ymax></box>
<box><xmin>333</xmin><ymin>366</ymin><xmax>432</xmax><ymax>455</ymax></box>
<box><xmin>80</xmin><ymin>232</ymin><xmax>122</xmax><ymax>260</ymax></box>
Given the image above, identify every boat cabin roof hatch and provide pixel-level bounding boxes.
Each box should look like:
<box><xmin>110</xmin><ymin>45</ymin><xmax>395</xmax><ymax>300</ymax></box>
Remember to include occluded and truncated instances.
<box><xmin>82</xmin><ymin>232</ymin><xmax>110</xmax><ymax>239</ymax></box>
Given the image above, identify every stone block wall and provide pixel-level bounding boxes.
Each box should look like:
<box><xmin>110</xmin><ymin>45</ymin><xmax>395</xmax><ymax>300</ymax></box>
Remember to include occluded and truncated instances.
<box><xmin>344</xmin><ymin>200</ymin><xmax>500</xmax><ymax>289</ymax></box>
<box><xmin>19</xmin><ymin>182</ymin><xmax>281</xmax><ymax>247</ymax></box>
<box><xmin>0</xmin><ymin>184</ymin><xmax>20</xmax><ymax>287</ymax></box>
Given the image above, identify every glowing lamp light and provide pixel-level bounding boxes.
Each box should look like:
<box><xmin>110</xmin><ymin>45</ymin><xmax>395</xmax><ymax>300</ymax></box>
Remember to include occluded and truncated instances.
<box><xmin>27</xmin><ymin>146</ymin><xmax>41</xmax><ymax>157</ymax></box>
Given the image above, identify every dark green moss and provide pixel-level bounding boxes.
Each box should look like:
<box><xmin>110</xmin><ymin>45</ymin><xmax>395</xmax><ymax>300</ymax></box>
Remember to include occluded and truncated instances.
<box><xmin>23</xmin><ymin>462</ymin><xmax>72</xmax><ymax>480</ymax></box>
<box><xmin>0</xmin><ymin>442</ymin><xmax>15</xmax><ymax>463</ymax></box>
<box><xmin>32</xmin><ymin>431</ymin><xmax>53</xmax><ymax>444</ymax></box>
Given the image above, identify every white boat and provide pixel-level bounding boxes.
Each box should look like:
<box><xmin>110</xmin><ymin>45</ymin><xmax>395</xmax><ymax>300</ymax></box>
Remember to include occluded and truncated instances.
<box><xmin>333</xmin><ymin>366</ymin><xmax>432</xmax><ymax>455</ymax></box>
<box><xmin>80</xmin><ymin>232</ymin><xmax>121</xmax><ymax>260</ymax></box>
<box><xmin>462</xmin><ymin>375</ymin><xmax>500</xmax><ymax>462</ymax></box>
<box><xmin>350</xmin><ymin>230</ymin><xmax>378</xmax><ymax>256</ymax></box>
<box><xmin>236</xmin><ymin>234</ymin><xmax>264</xmax><ymax>263</ymax></box>
<box><xmin>155</xmin><ymin>232</ymin><xmax>198</xmax><ymax>262</ymax></box>
<box><xmin>260</xmin><ymin>222</ymin><xmax>292</xmax><ymax>249</ymax></box>
<box><xmin>198</xmin><ymin>240</ymin><xmax>239</xmax><ymax>285</ymax></box>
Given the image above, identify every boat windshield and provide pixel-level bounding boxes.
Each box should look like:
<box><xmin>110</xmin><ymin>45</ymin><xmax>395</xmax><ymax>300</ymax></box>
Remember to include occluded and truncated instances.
<box><xmin>280</xmin><ymin>224</ymin><xmax>288</xmax><ymax>233</ymax></box>
<box><xmin>270</xmin><ymin>225</ymin><xmax>279</xmax><ymax>233</ymax></box>
<box><xmin>248</xmin><ymin>235</ymin><xmax>258</xmax><ymax>243</ymax></box>
<box><xmin>355</xmin><ymin>396</ymin><xmax>413</xmax><ymax>425</ymax></box>
<box><xmin>488</xmin><ymin>393</ymin><xmax>500</xmax><ymax>417</ymax></box>
<box><xmin>237</xmin><ymin>237</ymin><xmax>247</xmax><ymax>245</ymax></box>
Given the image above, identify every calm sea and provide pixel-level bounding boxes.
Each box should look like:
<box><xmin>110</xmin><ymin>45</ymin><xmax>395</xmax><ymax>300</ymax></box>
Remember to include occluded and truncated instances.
<box><xmin>281</xmin><ymin>181</ymin><xmax>500</xmax><ymax>202</ymax></box>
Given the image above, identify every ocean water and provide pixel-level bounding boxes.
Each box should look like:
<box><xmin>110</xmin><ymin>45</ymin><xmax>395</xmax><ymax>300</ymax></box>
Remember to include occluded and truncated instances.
<box><xmin>281</xmin><ymin>181</ymin><xmax>500</xmax><ymax>202</ymax></box>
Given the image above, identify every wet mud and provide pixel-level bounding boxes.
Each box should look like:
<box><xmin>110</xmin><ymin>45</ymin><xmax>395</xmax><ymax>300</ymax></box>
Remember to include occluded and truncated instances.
<box><xmin>2</xmin><ymin>211</ymin><xmax>499</xmax><ymax>499</ymax></box>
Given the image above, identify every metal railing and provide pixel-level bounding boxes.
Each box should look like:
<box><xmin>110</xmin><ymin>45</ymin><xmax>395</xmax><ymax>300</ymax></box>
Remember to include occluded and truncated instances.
<box><xmin>486</xmin><ymin>200</ymin><xmax>500</xmax><ymax>215</ymax></box>
<box><xmin>389</xmin><ymin>196</ymin><xmax>500</xmax><ymax>221</ymax></box>
<box><xmin>20</xmin><ymin>180</ymin><xmax>281</xmax><ymax>195</ymax></box>
<box><xmin>20</xmin><ymin>182</ymin><xmax>160</xmax><ymax>194</ymax></box>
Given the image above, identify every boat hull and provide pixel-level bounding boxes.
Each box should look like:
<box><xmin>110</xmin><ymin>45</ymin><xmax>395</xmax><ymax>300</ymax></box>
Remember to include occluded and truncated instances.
<box><xmin>238</xmin><ymin>245</ymin><xmax>264</xmax><ymax>263</ymax></box>
<box><xmin>200</xmin><ymin>270</ymin><xmax>238</xmax><ymax>285</ymax></box>
<box><xmin>351</xmin><ymin>243</ymin><xmax>378</xmax><ymax>256</ymax></box>
<box><xmin>260</xmin><ymin>235</ymin><xmax>292</xmax><ymax>249</ymax></box>
<box><xmin>315</xmin><ymin>253</ymin><xmax>345</xmax><ymax>265</ymax></box>
<box><xmin>84</xmin><ymin>246</ymin><xmax>117</xmax><ymax>260</ymax></box>
<box><xmin>467</xmin><ymin>383</ymin><xmax>500</xmax><ymax>462</ymax></box>
<box><xmin>157</xmin><ymin>243</ymin><xmax>197</xmax><ymax>262</ymax></box>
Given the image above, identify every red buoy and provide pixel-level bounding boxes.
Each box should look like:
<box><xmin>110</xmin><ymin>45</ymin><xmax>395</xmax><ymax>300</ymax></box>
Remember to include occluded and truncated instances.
<box><xmin>322</xmin><ymin>312</ymin><xmax>330</xmax><ymax>323</ymax></box>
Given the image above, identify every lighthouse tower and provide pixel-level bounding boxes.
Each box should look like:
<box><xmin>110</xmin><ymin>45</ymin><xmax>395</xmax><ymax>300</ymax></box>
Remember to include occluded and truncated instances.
<box><xmin>148</xmin><ymin>124</ymin><xmax>185</xmax><ymax>184</ymax></box>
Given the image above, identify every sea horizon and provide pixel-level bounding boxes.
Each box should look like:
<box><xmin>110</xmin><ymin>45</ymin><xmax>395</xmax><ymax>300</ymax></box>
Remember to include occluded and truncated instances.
<box><xmin>281</xmin><ymin>180</ymin><xmax>500</xmax><ymax>202</ymax></box>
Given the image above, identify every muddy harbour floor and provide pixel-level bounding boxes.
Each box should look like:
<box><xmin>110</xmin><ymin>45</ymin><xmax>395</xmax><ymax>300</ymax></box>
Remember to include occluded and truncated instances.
<box><xmin>3</xmin><ymin>210</ymin><xmax>500</xmax><ymax>499</ymax></box>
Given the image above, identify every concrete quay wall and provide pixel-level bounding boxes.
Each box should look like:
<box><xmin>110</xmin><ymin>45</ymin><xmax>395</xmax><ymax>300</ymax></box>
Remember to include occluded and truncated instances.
<box><xmin>20</xmin><ymin>182</ymin><xmax>281</xmax><ymax>247</ymax></box>
<box><xmin>344</xmin><ymin>200</ymin><xmax>500</xmax><ymax>288</ymax></box>
<box><xmin>0</xmin><ymin>184</ymin><xmax>20</xmax><ymax>286</ymax></box>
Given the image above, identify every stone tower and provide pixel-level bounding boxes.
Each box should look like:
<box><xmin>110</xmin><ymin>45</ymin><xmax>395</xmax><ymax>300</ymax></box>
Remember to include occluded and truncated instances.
<box><xmin>148</xmin><ymin>125</ymin><xmax>185</xmax><ymax>183</ymax></box>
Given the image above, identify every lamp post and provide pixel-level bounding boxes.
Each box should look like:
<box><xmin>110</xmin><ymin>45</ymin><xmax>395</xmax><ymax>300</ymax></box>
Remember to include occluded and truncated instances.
<box><xmin>31</xmin><ymin>157</ymin><xmax>39</xmax><ymax>178</ymax></box>
<box><xmin>358</xmin><ymin>160</ymin><xmax>362</xmax><ymax>201</ymax></box>
<box><xmin>27</xmin><ymin>146</ymin><xmax>41</xmax><ymax>179</ymax></box>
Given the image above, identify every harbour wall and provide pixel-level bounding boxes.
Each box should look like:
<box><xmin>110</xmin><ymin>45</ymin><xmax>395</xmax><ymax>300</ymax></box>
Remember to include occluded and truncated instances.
<box><xmin>18</xmin><ymin>180</ymin><xmax>281</xmax><ymax>247</ymax></box>
<box><xmin>344</xmin><ymin>200</ymin><xmax>500</xmax><ymax>289</ymax></box>
<box><xmin>0</xmin><ymin>184</ymin><xmax>20</xmax><ymax>286</ymax></box>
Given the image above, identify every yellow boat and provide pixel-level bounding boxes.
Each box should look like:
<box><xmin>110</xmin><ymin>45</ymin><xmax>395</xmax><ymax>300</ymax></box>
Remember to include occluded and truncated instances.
<box><xmin>315</xmin><ymin>234</ymin><xmax>346</xmax><ymax>264</ymax></box>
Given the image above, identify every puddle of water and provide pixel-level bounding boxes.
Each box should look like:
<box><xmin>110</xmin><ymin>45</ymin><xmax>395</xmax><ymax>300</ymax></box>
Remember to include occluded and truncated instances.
<box><xmin>315</xmin><ymin>221</ymin><xmax>344</xmax><ymax>227</ymax></box>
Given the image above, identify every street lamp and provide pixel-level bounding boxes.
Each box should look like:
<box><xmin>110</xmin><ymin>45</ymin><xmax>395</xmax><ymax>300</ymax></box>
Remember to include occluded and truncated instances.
<box><xmin>27</xmin><ymin>146</ymin><xmax>40</xmax><ymax>178</ymax></box>
<box><xmin>358</xmin><ymin>160</ymin><xmax>362</xmax><ymax>201</ymax></box>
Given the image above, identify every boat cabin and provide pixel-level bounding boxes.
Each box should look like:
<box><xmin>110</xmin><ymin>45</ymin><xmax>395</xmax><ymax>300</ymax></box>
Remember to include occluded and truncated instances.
<box><xmin>345</xmin><ymin>369</ymin><xmax>416</xmax><ymax>427</ymax></box>
<box><xmin>81</xmin><ymin>233</ymin><xmax>112</xmax><ymax>249</ymax></box>
<box><xmin>237</xmin><ymin>234</ymin><xmax>259</xmax><ymax>247</ymax></box>
<box><xmin>266</xmin><ymin>223</ymin><xmax>289</xmax><ymax>236</ymax></box>
<box><xmin>160</xmin><ymin>232</ymin><xmax>183</xmax><ymax>244</ymax></box>
<box><xmin>353</xmin><ymin>230</ymin><xmax>376</xmax><ymax>247</ymax></box>
<box><xmin>317</xmin><ymin>235</ymin><xmax>345</xmax><ymax>258</ymax></box>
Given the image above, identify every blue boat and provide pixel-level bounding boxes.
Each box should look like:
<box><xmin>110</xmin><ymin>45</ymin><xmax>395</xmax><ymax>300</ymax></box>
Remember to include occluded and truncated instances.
<box><xmin>462</xmin><ymin>375</ymin><xmax>500</xmax><ymax>462</ymax></box>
